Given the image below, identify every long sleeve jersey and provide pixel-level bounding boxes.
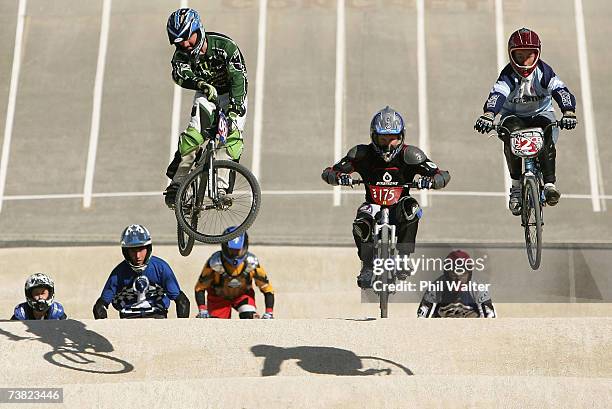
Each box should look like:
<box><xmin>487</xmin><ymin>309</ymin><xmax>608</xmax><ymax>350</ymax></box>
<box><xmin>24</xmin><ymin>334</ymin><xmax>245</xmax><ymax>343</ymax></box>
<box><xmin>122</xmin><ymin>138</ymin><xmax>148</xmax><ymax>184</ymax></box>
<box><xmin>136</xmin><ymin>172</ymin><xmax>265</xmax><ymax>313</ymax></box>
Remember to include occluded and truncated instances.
<box><xmin>483</xmin><ymin>61</ymin><xmax>576</xmax><ymax>117</ymax></box>
<box><xmin>171</xmin><ymin>32</ymin><xmax>248</xmax><ymax>114</ymax></box>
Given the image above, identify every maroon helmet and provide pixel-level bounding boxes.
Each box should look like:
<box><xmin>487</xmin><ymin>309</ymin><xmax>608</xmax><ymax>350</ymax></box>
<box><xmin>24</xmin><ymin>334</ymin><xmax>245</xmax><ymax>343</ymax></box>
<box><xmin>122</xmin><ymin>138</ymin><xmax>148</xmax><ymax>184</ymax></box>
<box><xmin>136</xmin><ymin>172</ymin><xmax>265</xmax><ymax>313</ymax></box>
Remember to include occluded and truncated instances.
<box><xmin>508</xmin><ymin>28</ymin><xmax>541</xmax><ymax>77</ymax></box>
<box><xmin>443</xmin><ymin>250</ymin><xmax>474</xmax><ymax>282</ymax></box>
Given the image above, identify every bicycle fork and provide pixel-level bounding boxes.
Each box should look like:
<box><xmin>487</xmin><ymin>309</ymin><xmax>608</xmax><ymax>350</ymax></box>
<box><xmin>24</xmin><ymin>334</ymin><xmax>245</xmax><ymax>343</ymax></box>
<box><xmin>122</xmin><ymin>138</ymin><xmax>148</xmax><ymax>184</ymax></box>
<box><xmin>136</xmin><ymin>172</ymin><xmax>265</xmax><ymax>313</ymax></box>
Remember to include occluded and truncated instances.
<box><xmin>373</xmin><ymin>209</ymin><xmax>397</xmax><ymax>285</ymax></box>
<box><xmin>522</xmin><ymin>158</ymin><xmax>545</xmax><ymax>225</ymax></box>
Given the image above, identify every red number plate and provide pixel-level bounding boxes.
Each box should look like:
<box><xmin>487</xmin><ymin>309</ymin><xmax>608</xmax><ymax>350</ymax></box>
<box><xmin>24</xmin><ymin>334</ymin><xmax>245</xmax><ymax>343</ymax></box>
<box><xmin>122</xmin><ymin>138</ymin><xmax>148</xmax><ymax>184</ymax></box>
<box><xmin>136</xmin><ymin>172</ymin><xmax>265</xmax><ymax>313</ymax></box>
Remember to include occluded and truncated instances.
<box><xmin>368</xmin><ymin>186</ymin><xmax>404</xmax><ymax>205</ymax></box>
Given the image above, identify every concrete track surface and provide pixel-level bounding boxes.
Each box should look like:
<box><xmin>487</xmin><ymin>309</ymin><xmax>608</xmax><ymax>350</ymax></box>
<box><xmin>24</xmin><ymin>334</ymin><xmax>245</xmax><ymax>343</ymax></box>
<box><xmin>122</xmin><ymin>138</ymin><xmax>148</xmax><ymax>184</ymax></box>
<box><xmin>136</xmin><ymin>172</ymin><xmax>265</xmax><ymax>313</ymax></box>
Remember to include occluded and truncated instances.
<box><xmin>1</xmin><ymin>1</ymin><xmax>612</xmax><ymax>407</ymax></box>
<box><xmin>0</xmin><ymin>318</ymin><xmax>611</xmax><ymax>408</ymax></box>
<box><xmin>1</xmin><ymin>246</ymin><xmax>611</xmax><ymax>408</ymax></box>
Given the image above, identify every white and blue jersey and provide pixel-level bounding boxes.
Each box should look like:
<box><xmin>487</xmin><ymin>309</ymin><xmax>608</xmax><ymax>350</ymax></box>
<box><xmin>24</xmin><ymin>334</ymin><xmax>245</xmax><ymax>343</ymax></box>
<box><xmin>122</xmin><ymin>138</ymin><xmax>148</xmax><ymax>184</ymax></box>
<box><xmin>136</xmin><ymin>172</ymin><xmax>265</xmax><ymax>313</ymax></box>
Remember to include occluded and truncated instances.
<box><xmin>100</xmin><ymin>256</ymin><xmax>182</xmax><ymax>317</ymax></box>
<box><xmin>484</xmin><ymin>61</ymin><xmax>576</xmax><ymax>118</ymax></box>
<box><xmin>11</xmin><ymin>301</ymin><xmax>66</xmax><ymax>320</ymax></box>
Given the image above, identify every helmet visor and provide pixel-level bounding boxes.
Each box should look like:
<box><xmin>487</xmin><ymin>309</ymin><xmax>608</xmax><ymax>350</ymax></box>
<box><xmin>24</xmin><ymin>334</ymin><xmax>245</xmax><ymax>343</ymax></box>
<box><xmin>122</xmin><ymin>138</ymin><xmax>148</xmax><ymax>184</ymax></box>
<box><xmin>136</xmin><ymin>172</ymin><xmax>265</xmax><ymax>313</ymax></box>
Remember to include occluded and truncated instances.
<box><xmin>174</xmin><ymin>32</ymin><xmax>198</xmax><ymax>50</ymax></box>
<box><xmin>226</xmin><ymin>247</ymin><xmax>247</xmax><ymax>259</ymax></box>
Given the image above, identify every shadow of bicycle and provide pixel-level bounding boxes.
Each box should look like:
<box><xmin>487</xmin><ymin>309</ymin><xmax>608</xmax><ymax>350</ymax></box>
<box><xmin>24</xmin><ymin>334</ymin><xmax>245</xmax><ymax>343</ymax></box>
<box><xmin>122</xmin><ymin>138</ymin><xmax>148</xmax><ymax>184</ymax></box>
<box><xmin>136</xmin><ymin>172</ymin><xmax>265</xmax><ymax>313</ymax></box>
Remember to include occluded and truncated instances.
<box><xmin>251</xmin><ymin>344</ymin><xmax>413</xmax><ymax>376</ymax></box>
<box><xmin>0</xmin><ymin>320</ymin><xmax>133</xmax><ymax>374</ymax></box>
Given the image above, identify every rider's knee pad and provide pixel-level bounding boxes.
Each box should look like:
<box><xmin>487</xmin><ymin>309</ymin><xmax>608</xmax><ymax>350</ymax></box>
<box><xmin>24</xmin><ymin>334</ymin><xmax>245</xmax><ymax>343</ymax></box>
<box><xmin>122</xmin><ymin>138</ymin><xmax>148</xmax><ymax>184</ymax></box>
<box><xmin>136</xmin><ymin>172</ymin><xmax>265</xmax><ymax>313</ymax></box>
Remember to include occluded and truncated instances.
<box><xmin>396</xmin><ymin>197</ymin><xmax>422</xmax><ymax>224</ymax></box>
<box><xmin>352</xmin><ymin>217</ymin><xmax>373</xmax><ymax>242</ymax></box>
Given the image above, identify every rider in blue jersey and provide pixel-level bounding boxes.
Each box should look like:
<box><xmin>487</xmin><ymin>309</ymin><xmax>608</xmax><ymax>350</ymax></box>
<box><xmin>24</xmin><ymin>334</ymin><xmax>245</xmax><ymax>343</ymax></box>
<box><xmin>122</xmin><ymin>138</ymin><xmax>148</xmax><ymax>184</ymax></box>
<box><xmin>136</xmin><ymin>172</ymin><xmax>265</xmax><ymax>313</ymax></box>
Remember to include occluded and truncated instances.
<box><xmin>11</xmin><ymin>273</ymin><xmax>66</xmax><ymax>320</ymax></box>
<box><xmin>92</xmin><ymin>224</ymin><xmax>190</xmax><ymax>319</ymax></box>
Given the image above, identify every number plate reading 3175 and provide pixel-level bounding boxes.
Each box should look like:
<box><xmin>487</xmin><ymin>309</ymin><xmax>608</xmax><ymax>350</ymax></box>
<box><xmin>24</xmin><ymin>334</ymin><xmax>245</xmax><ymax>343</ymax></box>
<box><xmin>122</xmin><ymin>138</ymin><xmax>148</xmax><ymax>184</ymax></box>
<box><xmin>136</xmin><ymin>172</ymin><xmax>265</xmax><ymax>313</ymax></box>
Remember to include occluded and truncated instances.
<box><xmin>368</xmin><ymin>186</ymin><xmax>404</xmax><ymax>205</ymax></box>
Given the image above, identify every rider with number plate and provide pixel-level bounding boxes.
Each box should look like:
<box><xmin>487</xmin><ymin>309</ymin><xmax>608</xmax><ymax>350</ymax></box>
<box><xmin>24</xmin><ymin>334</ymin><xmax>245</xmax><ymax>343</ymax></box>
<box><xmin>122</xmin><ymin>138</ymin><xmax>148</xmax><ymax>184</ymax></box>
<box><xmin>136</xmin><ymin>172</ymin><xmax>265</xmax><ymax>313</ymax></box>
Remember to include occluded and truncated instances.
<box><xmin>322</xmin><ymin>106</ymin><xmax>451</xmax><ymax>289</ymax></box>
<box><xmin>417</xmin><ymin>250</ymin><xmax>496</xmax><ymax>318</ymax></box>
<box><xmin>194</xmin><ymin>227</ymin><xmax>275</xmax><ymax>319</ymax></box>
<box><xmin>11</xmin><ymin>273</ymin><xmax>67</xmax><ymax>321</ymax></box>
<box><xmin>164</xmin><ymin>8</ymin><xmax>248</xmax><ymax>208</ymax></box>
<box><xmin>92</xmin><ymin>224</ymin><xmax>191</xmax><ymax>319</ymax></box>
<box><xmin>474</xmin><ymin>28</ymin><xmax>577</xmax><ymax>215</ymax></box>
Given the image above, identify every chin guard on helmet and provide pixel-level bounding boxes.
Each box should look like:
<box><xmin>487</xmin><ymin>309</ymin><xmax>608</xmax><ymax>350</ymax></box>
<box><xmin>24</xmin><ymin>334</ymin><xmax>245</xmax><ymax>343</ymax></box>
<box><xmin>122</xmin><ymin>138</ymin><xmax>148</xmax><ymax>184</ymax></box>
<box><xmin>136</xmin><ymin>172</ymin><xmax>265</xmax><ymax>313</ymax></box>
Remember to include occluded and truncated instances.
<box><xmin>370</xmin><ymin>106</ymin><xmax>405</xmax><ymax>162</ymax></box>
<box><xmin>25</xmin><ymin>273</ymin><xmax>55</xmax><ymax>313</ymax></box>
<box><xmin>221</xmin><ymin>226</ymin><xmax>249</xmax><ymax>266</ymax></box>
<box><xmin>508</xmin><ymin>28</ymin><xmax>541</xmax><ymax>77</ymax></box>
<box><xmin>120</xmin><ymin>224</ymin><xmax>153</xmax><ymax>273</ymax></box>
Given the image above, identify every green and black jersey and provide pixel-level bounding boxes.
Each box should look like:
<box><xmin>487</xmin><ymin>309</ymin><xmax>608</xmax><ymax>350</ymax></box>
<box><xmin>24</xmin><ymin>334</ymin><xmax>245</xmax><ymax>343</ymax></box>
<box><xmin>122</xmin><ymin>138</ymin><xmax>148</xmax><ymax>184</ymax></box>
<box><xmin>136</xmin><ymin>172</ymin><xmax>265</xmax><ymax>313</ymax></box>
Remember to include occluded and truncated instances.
<box><xmin>171</xmin><ymin>32</ymin><xmax>248</xmax><ymax>114</ymax></box>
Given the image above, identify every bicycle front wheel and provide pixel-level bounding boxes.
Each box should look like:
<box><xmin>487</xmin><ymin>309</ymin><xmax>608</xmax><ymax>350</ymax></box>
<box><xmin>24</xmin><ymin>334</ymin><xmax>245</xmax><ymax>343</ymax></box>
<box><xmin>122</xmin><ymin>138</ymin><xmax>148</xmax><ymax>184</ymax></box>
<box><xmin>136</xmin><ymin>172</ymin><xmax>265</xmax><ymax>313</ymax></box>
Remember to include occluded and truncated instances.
<box><xmin>378</xmin><ymin>226</ymin><xmax>390</xmax><ymax>318</ymax></box>
<box><xmin>522</xmin><ymin>176</ymin><xmax>542</xmax><ymax>270</ymax></box>
<box><xmin>175</xmin><ymin>160</ymin><xmax>261</xmax><ymax>244</ymax></box>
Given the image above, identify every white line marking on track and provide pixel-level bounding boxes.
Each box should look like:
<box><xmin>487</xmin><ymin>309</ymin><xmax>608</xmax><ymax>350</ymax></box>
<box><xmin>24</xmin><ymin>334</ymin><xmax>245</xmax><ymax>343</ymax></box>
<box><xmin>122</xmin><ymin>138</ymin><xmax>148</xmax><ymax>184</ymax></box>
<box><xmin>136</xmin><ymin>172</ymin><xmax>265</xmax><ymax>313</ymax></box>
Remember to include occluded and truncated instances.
<box><xmin>4</xmin><ymin>190</ymin><xmax>611</xmax><ymax>201</ymax></box>
<box><xmin>251</xmin><ymin>0</ymin><xmax>268</xmax><ymax>182</ymax></box>
<box><xmin>574</xmin><ymin>0</ymin><xmax>605</xmax><ymax>212</ymax></box>
<box><xmin>494</xmin><ymin>0</ymin><xmax>511</xmax><ymax>203</ymax></box>
<box><xmin>83</xmin><ymin>0</ymin><xmax>112</xmax><ymax>209</ymax></box>
<box><xmin>169</xmin><ymin>83</ymin><xmax>182</xmax><ymax>167</ymax></box>
<box><xmin>333</xmin><ymin>0</ymin><xmax>345</xmax><ymax>207</ymax></box>
<box><xmin>0</xmin><ymin>0</ymin><xmax>27</xmax><ymax>214</ymax></box>
<box><xmin>568</xmin><ymin>247</ymin><xmax>576</xmax><ymax>303</ymax></box>
<box><xmin>416</xmin><ymin>0</ymin><xmax>429</xmax><ymax>207</ymax></box>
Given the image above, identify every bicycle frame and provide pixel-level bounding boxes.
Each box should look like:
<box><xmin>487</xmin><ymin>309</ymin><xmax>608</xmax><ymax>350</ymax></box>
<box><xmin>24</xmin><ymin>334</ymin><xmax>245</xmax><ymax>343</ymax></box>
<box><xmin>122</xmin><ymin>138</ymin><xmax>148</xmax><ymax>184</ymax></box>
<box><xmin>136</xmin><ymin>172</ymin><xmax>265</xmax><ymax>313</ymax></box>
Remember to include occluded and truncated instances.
<box><xmin>191</xmin><ymin>108</ymin><xmax>230</xmax><ymax>203</ymax></box>
<box><xmin>353</xmin><ymin>179</ymin><xmax>418</xmax><ymax>317</ymax></box>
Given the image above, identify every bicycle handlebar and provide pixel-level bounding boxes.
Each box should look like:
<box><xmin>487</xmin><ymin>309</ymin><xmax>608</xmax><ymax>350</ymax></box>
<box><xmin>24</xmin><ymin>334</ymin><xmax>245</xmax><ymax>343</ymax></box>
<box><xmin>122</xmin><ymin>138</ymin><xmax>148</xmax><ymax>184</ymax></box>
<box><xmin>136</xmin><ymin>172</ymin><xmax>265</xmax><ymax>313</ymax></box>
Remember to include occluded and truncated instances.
<box><xmin>493</xmin><ymin>120</ymin><xmax>561</xmax><ymax>136</ymax></box>
<box><xmin>351</xmin><ymin>179</ymin><xmax>420</xmax><ymax>189</ymax></box>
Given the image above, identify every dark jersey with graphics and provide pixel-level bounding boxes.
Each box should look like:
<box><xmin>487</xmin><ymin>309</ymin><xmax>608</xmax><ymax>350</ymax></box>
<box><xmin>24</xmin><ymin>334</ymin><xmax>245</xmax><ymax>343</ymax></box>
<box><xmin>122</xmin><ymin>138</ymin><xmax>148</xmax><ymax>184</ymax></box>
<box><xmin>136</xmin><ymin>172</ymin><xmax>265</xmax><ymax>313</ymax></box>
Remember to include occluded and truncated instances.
<box><xmin>417</xmin><ymin>276</ymin><xmax>496</xmax><ymax>318</ymax></box>
<box><xmin>322</xmin><ymin>144</ymin><xmax>450</xmax><ymax>202</ymax></box>
<box><xmin>171</xmin><ymin>32</ymin><xmax>247</xmax><ymax>114</ymax></box>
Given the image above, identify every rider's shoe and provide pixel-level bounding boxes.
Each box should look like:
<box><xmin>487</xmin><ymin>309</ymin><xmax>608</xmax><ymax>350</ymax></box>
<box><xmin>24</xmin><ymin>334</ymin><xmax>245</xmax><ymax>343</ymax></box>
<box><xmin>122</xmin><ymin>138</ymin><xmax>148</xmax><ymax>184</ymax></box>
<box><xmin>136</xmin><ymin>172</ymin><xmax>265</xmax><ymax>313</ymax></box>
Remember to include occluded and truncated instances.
<box><xmin>543</xmin><ymin>183</ymin><xmax>560</xmax><ymax>206</ymax></box>
<box><xmin>164</xmin><ymin>183</ymin><xmax>179</xmax><ymax>209</ymax></box>
<box><xmin>395</xmin><ymin>264</ymin><xmax>413</xmax><ymax>281</ymax></box>
<box><xmin>357</xmin><ymin>263</ymin><xmax>374</xmax><ymax>289</ymax></box>
<box><xmin>509</xmin><ymin>186</ymin><xmax>522</xmax><ymax>216</ymax></box>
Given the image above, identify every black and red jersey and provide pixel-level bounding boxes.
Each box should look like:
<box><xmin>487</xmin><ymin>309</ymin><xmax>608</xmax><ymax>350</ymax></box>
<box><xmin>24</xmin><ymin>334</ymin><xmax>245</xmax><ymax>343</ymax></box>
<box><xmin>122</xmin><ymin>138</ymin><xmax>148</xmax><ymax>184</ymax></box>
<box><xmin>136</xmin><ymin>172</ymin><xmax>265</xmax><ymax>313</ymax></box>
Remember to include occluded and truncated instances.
<box><xmin>322</xmin><ymin>143</ymin><xmax>450</xmax><ymax>203</ymax></box>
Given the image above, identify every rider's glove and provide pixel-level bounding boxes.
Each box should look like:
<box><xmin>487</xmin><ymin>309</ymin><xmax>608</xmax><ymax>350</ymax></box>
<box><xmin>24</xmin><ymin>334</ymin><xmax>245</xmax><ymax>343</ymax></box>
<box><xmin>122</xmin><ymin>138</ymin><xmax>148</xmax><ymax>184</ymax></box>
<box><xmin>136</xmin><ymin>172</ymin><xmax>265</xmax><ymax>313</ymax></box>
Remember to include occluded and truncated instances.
<box><xmin>337</xmin><ymin>174</ymin><xmax>353</xmax><ymax>186</ymax></box>
<box><xmin>560</xmin><ymin>111</ymin><xmax>577</xmax><ymax>130</ymax></box>
<box><xmin>225</xmin><ymin>103</ymin><xmax>245</xmax><ymax>118</ymax></box>
<box><xmin>474</xmin><ymin>112</ymin><xmax>495</xmax><ymax>134</ymax></box>
<box><xmin>196</xmin><ymin>81</ymin><xmax>218</xmax><ymax>103</ymax></box>
<box><xmin>417</xmin><ymin>176</ymin><xmax>434</xmax><ymax>190</ymax></box>
<box><xmin>261</xmin><ymin>312</ymin><xmax>274</xmax><ymax>319</ymax></box>
<box><xmin>196</xmin><ymin>309</ymin><xmax>210</xmax><ymax>319</ymax></box>
<box><xmin>224</xmin><ymin>104</ymin><xmax>245</xmax><ymax>130</ymax></box>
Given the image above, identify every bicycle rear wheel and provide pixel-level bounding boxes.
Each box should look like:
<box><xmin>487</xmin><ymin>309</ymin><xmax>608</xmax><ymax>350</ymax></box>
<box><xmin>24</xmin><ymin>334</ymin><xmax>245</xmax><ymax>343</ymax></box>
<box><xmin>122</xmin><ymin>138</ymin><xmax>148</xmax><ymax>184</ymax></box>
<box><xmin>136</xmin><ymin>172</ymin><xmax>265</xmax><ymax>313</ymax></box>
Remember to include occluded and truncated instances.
<box><xmin>522</xmin><ymin>176</ymin><xmax>542</xmax><ymax>270</ymax></box>
<box><xmin>176</xmin><ymin>173</ymin><xmax>205</xmax><ymax>256</ymax></box>
<box><xmin>175</xmin><ymin>160</ymin><xmax>261</xmax><ymax>244</ymax></box>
